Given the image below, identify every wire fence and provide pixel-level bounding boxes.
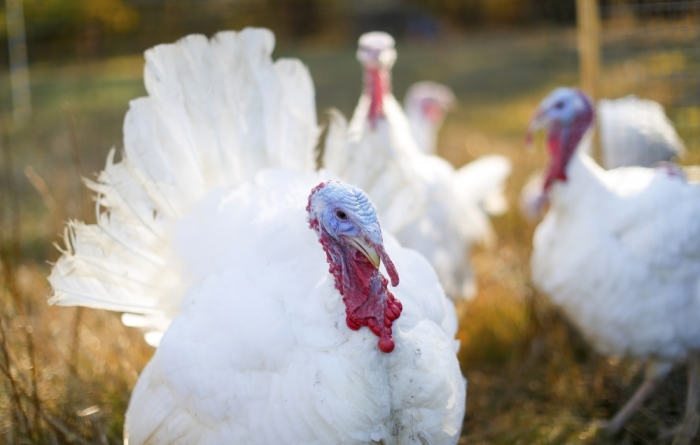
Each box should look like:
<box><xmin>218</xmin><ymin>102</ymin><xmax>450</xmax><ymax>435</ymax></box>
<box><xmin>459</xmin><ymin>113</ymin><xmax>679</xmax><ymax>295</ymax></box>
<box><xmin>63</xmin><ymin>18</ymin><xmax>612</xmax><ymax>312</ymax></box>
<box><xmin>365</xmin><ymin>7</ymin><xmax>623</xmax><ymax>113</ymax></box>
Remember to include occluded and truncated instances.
<box><xmin>599</xmin><ymin>0</ymin><xmax>700</xmax><ymax>155</ymax></box>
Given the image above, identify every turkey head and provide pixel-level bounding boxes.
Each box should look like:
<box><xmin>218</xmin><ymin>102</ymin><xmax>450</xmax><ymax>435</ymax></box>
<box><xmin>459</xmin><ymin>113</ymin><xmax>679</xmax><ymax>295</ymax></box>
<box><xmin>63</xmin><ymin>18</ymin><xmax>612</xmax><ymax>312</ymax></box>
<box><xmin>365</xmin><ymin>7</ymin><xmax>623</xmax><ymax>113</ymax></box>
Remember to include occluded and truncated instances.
<box><xmin>357</xmin><ymin>31</ymin><xmax>396</xmax><ymax>128</ymax></box>
<box><xmin>406</xmin><ymin>81</ymin><xmax>455</xmax><ymax>126</ymax></box>
<box><xmin>307</xmin><ymin>181</ymin><xmax>402</xmax><ymax>353</ymax></box>
<box><xmin>527</xmin><ymin>87</ymin><xmax>595</xmax><ymax>193</ymax></box>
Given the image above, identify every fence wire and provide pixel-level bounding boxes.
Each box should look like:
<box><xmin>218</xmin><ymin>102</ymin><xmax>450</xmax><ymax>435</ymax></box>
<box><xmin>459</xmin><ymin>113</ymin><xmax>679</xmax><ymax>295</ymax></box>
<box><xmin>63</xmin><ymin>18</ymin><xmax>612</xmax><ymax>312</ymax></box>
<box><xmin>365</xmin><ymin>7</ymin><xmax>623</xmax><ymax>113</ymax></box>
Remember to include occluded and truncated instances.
<box><xmin>599</xmin><ymin>0</ymin><xmax>700</xmax><ymax>156</ymax></box>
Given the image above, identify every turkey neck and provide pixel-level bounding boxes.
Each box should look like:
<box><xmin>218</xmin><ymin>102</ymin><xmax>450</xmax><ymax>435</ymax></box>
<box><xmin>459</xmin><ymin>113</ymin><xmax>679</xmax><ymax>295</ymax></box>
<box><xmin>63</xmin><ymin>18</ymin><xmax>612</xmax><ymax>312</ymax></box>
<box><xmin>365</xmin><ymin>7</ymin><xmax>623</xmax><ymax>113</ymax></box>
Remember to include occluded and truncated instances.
<box><xmin>364</xmin><ymin>65</ymin><xmax>392</xmax><ymax>125</ymax></box>
<box><xmin>549</xmin><ymin>148</ymin><xmax>610</xmax><ymax>214</ymax></box>
<box><xmin>545</xmin><ymin>101</ymin><xmax>610</xmax><ymax>210</ymax></box>
<box><xmin>408</xmin><ymin>106</ymin><xmax>437</xmax><ymax>154</ymax></box>
<box><xmin>542</xmin><ymin>90</ymin><xmax>595</xmax><ymax>195</ymax></box>
<box><xmin>317</xmin><ymin>225</ymin><xmax>402</xmax><ymax>353</ymax></box>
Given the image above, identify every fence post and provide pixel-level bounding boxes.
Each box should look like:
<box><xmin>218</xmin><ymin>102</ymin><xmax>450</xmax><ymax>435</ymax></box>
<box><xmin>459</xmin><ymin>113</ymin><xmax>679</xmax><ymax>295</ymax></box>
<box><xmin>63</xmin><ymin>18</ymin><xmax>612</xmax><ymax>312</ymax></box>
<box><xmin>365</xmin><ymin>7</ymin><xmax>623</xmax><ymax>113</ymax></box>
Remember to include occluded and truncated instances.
<box><xmin>6</xmin><ymin>0</ymin><xmax>31</xmax><ymax>125</ymax></box>
<box><xmin>577</xmin><ymin>0</ymin><xmax>602</xmax><ymax>162</ymax></box>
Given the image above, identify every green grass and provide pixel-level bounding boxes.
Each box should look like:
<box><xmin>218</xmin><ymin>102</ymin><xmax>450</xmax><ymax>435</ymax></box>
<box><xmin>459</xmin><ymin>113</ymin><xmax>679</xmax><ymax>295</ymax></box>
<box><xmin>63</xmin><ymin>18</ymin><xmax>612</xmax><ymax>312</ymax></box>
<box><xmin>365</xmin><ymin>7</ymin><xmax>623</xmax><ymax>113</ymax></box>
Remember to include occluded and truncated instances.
<box><xmin>0</xmin><ymin>25</ymin><xmax>699</xmax><ymax>444</ymax></box>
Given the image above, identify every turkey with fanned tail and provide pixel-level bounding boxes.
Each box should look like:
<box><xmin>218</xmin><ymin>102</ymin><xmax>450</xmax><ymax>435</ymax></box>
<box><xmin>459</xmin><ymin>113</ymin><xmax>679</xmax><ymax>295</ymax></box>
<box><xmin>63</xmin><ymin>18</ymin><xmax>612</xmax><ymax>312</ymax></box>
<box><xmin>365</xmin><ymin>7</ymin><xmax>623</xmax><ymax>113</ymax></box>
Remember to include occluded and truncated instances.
<box><xmin>324</xmin><ymin>32</ymin><xmax>511</xmax><ymax>301</ymax></box>
<box><xmin>48</xmin><ymin>28</ymin><xmax>466</xmax><ymax>445</ymax></box>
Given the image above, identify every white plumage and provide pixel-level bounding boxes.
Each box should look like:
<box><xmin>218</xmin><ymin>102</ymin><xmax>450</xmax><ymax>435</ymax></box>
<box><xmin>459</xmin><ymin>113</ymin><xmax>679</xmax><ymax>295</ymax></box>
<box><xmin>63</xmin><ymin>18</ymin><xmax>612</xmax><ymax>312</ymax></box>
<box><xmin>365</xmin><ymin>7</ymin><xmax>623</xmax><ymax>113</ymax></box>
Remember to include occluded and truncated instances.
<box><xmin>533</xmin><ymin>152</ymin><xmax>700</xmax><ymax>360</ymax></box>
<box><xmin>589</xmin><ymin>96</ymin><xmax>686</xmax><ymax>169</ymax></box>
<box><xmin>324</xmin><ymin>32</ymin><xmax>511</xmax><ymax>300</ymax></box>
<box><xmin>50</xmin><ymin>29</ymin><xmax>318</xmax><ymax>345</ymax></box>
<box><xmin>49</xmin><ymin>28</ymin><xmax>465</xmax><ymax>444</ymax></box>
<box><xmin>529</xmin><ymin>88</ymin><xmax>700</xmax><ymax>438</ymax></box>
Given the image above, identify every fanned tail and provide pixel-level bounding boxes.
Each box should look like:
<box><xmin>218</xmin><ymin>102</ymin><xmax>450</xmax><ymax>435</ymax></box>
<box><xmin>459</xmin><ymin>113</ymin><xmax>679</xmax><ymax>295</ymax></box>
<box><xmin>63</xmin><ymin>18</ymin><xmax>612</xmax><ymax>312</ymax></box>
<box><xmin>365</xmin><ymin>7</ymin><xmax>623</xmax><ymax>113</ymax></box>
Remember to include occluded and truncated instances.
<box><xmin>322</xmin><ymin>108</ymin><xmax>350</xmax><ymax>178</ymax></box>
<box><xmin>49</xmin><ymin>28</ymin><xmax>319</xmax><ymax>345</ymax></box>
<box><xmin>598</xmin><ymin>96</ymin><xmax>686</xmax><ymax>169</ymax></box>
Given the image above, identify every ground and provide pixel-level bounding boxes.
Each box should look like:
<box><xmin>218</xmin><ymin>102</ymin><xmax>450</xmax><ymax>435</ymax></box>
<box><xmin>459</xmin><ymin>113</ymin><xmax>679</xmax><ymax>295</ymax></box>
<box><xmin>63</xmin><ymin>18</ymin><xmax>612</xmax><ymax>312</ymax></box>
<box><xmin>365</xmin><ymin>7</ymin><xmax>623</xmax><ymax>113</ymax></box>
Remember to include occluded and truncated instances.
<box><xmin>0</xmin><ymin>26</ymin><xmax>699</xmax><ymax>444</ymax></box>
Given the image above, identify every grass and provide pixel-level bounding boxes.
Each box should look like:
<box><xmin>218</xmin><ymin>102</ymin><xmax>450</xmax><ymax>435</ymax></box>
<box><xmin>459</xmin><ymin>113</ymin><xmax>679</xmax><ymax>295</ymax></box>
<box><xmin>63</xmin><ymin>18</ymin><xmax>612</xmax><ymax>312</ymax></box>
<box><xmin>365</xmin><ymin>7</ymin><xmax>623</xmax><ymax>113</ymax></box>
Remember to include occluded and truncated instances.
<box><xmin>1</xmin><ymin>24</ymin><xmax>699</xmax><ymax>443</ymax></box>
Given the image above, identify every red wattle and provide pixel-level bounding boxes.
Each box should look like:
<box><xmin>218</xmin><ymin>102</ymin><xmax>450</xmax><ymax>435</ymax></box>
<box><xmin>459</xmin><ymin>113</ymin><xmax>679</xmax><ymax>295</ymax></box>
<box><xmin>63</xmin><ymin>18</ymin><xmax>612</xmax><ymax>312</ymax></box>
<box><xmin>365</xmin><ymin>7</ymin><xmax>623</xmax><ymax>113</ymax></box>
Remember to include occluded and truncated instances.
<box><xmin>367</xmin><ymin>67</ymin><xmax>386</xmax><ymax>128</ymax></box>
<box><xmin>378</xmin><ymin>338</ymin><xmax>395</xmax><ymax>353</ymax></box>
<box><xmin>346</xmin><ymin>316</ymin><xmax>360</xmax><ymax>331</ymax></box>
<box><xmin>543</xmin><ymin>131</ymin><xmax>564</xmax><ymax>192</ymax></box>
<box><xmin>543</xmin><ymin>90</ymin><xmax>594</xmax><ymax>193</ymax></box>
<box><xmin>307</xmin><ymin>186</ymin><xmax>402</xmax><ymax>354</ymax></box>
<box><xmin>421</xmin><ymin>100</ymin><xmax>443</xmax><ymax>123</ymax></box>
<box><xmin>341</xmin><ymin>250</ymin><xmax>402</xmax><ymax>353</ymax></box>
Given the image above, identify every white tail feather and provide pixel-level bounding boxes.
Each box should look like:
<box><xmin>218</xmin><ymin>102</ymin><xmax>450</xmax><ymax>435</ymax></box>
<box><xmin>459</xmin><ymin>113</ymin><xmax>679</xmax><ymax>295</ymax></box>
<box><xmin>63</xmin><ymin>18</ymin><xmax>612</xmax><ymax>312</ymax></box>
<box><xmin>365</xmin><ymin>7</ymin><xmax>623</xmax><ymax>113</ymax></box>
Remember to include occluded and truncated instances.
<box><xmin>48</xmin><ymin>28</ymin><xmax>320</xmax><ymax>344</ymax></box>
<box><xmin>597</xmin><ymin>96</ymin><xmax>686</xmax><ymax>169</ymax></box>
<box><xmin>323</xmin><ymin>98</ymin><xmax>429</xmax><ymax>233</ymax></box>
<box><xmin>452</xmin><ymin>155</ymin><xmax>511</xmax><ymax>216</ymax></box>
<box><xmin>322</xmin><ymin>108</ymin><xmax>350</xmax><ymax>178</ymax></box>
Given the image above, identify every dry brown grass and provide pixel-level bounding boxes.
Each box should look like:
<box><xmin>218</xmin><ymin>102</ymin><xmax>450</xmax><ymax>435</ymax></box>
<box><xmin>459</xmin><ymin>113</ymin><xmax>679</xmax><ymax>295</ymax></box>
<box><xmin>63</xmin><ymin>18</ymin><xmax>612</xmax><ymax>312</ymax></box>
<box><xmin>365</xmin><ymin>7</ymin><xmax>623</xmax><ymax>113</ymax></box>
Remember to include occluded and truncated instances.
<box><xmin>0</xmin><ymin>101</ymin><xmax>152</xmax><ymax>442</ymax></box>
<box><xmin>0</xmin><ymin>263</ymin><xmax>152</xmax><ymax>443</ymax></box>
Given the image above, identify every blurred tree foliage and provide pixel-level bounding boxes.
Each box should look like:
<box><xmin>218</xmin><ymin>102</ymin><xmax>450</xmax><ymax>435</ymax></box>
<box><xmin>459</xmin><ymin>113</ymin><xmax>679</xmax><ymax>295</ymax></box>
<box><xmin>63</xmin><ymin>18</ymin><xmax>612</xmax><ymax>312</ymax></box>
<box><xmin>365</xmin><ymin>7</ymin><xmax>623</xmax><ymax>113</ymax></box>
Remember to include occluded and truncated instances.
<box><xmin>0</xmin><ymin>0</ymin><xmax>139</xmax><ymax>58</ymax></box>
<box><xmin>0</xmin><ymin>0</ymin><xmax>582</xmax><ymax>63</ymax></box>
<box><xmin>0</xmin><ymin>0</ymin><xmax>694</xmax><ymax>65</ymax></box>
<box><xmin>44</xmin><ymin>0</ymin><xmax>136</xmax><ymax>33</ymax></box>
<box><xmin>0</xmin><ymin>0</ymin><xmax>139</xmax><ymax>38</ymax></box>
<box><xmin>414</xmin><ymin>0</ymin><xmax>577</xmax><ymax>26</ymax></box>
<box><xmin>0</xmin><ymin>0</ymin><xmax>341</xmax><ymax>62</ymax></box>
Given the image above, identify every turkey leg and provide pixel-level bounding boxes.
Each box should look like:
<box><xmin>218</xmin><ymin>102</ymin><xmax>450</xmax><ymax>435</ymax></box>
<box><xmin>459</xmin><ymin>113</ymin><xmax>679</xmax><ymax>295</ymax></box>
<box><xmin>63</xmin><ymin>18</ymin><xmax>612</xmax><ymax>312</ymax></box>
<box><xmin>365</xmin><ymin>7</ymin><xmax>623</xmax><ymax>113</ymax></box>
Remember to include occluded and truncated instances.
<box><xmin>598</xmin><ymin>360</ymin><xmax>671</xmax><ymax>435</ymax></box>
<box><xmin>671</xmin><ymin>352</ymin><xmax>700</xmax><ymax>445</ymax></box>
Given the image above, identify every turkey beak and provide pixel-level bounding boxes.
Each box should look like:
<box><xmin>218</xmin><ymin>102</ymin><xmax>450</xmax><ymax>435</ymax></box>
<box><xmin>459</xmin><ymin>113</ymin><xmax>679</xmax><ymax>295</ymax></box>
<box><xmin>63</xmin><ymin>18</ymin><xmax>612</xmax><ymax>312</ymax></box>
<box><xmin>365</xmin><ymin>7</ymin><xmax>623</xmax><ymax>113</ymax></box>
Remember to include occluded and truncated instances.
<box><xmin>343</xmin><ymin>233</ymin><xmax>400</xmax><ymax>287</ymax></box>
<box><xmin>346</xmin><ymin>235</ymin><xmax>381</xmax><ymax>268</ymax></box>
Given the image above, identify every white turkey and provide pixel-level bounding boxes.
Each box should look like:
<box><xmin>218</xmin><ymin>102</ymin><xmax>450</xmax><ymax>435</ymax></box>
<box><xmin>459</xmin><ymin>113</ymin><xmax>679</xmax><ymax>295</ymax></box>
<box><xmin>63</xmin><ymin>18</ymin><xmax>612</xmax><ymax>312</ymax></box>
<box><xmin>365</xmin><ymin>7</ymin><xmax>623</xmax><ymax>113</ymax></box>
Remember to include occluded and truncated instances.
<box><xmin>324</xmin><ymin>32</ymin><xmax>511</xmax><ymax>300</ymax></box>
<box><xmin>403</xmin><ymin>81</ymin><xmax>455</xmax><ymax>156</ymax></box>
<box><xmin>520</xmin><ymin>95</ymin><xmax>686</xmax><ymax>219</ymax></box>
<box><xmin>528</xmin><ymin>87</ymin><xmax>700</xmax><ymax>443</ymax></box>
<box><xmin>48</xmin><ymin>28</ymin><xmax>466</xmax><ymax>444</ymax></box>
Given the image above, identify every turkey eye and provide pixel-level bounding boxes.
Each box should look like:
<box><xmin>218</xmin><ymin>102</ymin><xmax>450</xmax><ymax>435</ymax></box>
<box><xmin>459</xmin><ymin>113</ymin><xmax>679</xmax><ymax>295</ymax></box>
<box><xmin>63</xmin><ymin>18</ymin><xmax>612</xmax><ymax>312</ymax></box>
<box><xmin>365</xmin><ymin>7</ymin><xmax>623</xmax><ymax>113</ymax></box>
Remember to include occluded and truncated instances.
<box><xmin>335</xmin><ymin>210</ymin><xmax>348</xmax><ymax>221</ymax></box>
<box><xmin>554</xmin><ymin>101</ymin><xmax>564</xmax><ymax>109</ymax></box>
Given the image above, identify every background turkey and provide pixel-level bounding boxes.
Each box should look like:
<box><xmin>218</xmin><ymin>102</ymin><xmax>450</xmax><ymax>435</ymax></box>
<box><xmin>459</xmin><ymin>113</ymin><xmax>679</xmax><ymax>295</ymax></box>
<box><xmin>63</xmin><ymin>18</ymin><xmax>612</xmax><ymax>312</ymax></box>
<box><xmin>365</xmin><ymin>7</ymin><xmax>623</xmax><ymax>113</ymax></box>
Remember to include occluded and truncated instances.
<box><xmin>528</xmin><ymin>87</ymin><xmax>700</xmax><ymax>444</ymax></box>
<box><xmin>324</xmin><ymin>32</ymin><xmax>511</xmax><ymax>301</ymax></box>
<box><xmin>49</xmin><ymin>28</ymin><xmax>466</xmax><ymax>444</ymax></box>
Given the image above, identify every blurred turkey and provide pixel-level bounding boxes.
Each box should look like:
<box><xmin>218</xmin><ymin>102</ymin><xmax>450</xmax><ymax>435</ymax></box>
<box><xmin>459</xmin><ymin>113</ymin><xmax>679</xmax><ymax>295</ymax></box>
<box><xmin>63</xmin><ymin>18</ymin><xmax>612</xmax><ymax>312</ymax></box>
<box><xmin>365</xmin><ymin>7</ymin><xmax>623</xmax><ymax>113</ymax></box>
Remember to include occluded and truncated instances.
<box><xmin>404</xmin><ymin>81</ymin><xmax>455</xmax><ymax>155</ymax></box>
<box><xmin>520</xmin><ymin>95</ymin><xmax>686</xmax><ymax>219</ymax></box>
<box><xmin>404</xmin><ymin>81</ymin><xmax>510</xmax><ymax>217</ymax></box>
<box><xmin>324</xmin><ymin>32</ymin><xmax>511</xmax><ymax>300</ymax></box>
<box><xmin>528</xmin><ymin>87</ymin><xmax>700</xmax><ymax>443</ymax></box>
<box><xmin>49</xmin><ymin>28</ymin><xmax>466</xmax><ymax>444</ymax></box>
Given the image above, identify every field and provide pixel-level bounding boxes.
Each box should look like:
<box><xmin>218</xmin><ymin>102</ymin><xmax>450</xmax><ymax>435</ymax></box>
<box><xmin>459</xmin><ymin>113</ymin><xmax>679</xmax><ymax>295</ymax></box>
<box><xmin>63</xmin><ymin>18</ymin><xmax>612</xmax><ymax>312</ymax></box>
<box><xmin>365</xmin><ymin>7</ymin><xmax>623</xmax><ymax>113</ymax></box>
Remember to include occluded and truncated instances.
<box><xmin>0</xmin><ymin>26</ymin><xmax>699</xmax><ymax>444</ymax></box>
